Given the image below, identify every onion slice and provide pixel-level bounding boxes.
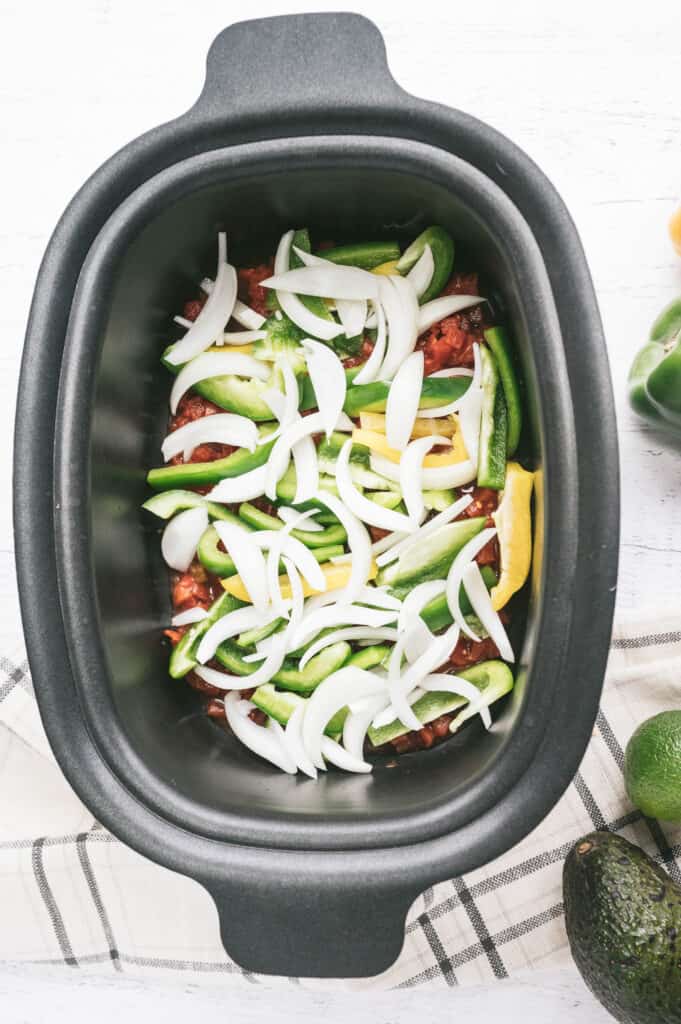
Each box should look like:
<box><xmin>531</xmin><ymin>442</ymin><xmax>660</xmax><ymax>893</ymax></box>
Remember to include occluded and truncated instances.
<box><xmin>337</xmin><ymin>440</ymin><xmax>415</xmax><ymax>534</ymax></box>
<box><xmin>445</xmin><ymin>527</ymin><xmax>498</xmax><ymax>640</ymax></box>
<box><xmin>299</xmin><ymin>627</ymin><xmax>398</xmax><ymax>670</ymax></box>
<box><xmin>272</xmin><ymin>231</ymin><xmax>345</xmax><ymax>341</ymax></box>
<box><xmin>161</xmin><ymin>507</ymin><xmax>208</xmax><ymax>571</ymax></box>
<box><xmin>375</xmin><ymin>493</ymin><xmax>473</xmax><ymax>568</ymax></box>
<box><xmin>292</xmin><ymin>434</ymin><xmax>319</xmax><ymax>505</ymax></box>
<box><xmin>232</xmin><ymin>299</ymin><xmax>266</xmax><ymax>331</ymax></box>
<box><xmin>262</xmin><ymin>264</ymin><xmax>379</xmax><ymax>302</ymax></box>
<box><xmin>302</xmin><ymin>666</ymin><xmax>388</xmax><ymax>769</ymax></box>
<box><xmin>385</xmin><ymin>350</ymin><xmax>424</xmax><ymax>451</ymax></box>
<box><xmin>421</xmin><ymin>672</ymin><xmax>492</xmax><ymax>730</ymax></box>
<box><xmin>222</xmin><ymin>329</ymin><xmax>267</xmax><ymax>344</ymax></box>
<box><xmin>383</xmin><ymin>623</ymin><xmax>461</xmax><ymax>732</ymax></box>
<box><xmin>166</xmin><ymin>235</ymin><xmax>237</xmax><ymax>366</ymax></box>
<box><xmin>301</xmin><ymin>339</ymin><xmax>346</xmax><ymax>439</ymax></box>
<box><xmin>204</xmin><ymin>464</ymin><xmax>268</xmax><ymax>504</ymax></box>
<box><xmin>462</xmin><ymin>561</ymin><xmax>514</xmax><ymax>662</ymax></box>
<box><xmin>378</xmin><ymin>275</ymin><xmax>419</xmax><ymax>380</ymax></box>
<box><xmin>278</xmin><ymin>506</ymin><xmax>323</xmax><ymax>531</ymax></box>
<box><xmin>320</xmin><ymin>736</ymin><xmax>372</xmax><ymax>774</ymax></box>
<box><xmin>213</xmin><ymin>522</ymin><xmax>269</xmax><ymax>612</ymax></box>
<box><xmin>197</xmin><ymin>606</ymin><xmax>270</xmax><ymax>665</ymax></box>
<box><xmin>370</xmin><ymin>451</ymin><xmax>477</xmax><ymax>490</ymax></box>
<box><xmin>171</xmin><ymin>606</ymin><xmax>209</xmax><ymax>627</ymax></box>
<box><xmin>406</xmin><ymin>244</ymin><xmax>434</xmax><ymax>300</ymax></box>
<box><xmin>342</xmin><ymin>693</ymin><xmax>390</xmax><ymax>761</ymax></box>
<box><xmin>224</xmin><ymin>694</ymin><xmax>297</xmax><ymax>773</ymax></box>
<box><xmin>458</xmin><ymin>384</ymin><xmax>484</xmax><ymax>468</ymax></box>
<box><xmin>417</xmin><ymin>295</ymin><xmax>484</xmax><ymax>335</ymax></box>
<box><xmin>399</xmin><ymin>434</ymin><xmax>450</xmax><ymax>524</ymax></box>
<box><xmin>336</xmin><ymin>298</ymin><xmax>367</xmax><ymax>339</ymax></box>
<box><xmin>352</xmin><ymin>300</ymin><xmax>386</xmax><ymax>386</ymax></box>
<box><xmin>283</xmin><ymin>704</ymin><xmax>318</xmax><ymax>779</ymax></box>
<box><xmin>315</xmin><ymin>491</ymin><xmax>373</xmax><ymax>603</ymax></box>
<box><xmin>291</xmin><ymin>604</ymin><xmax>399</xmax><ymax>652</ymax></box>
<box><xmin>161</xmin><ymin>412</ymin><xmax>258</xmax><ymax>462</ymax></box>
<box><xmin>265</xmin><ymin>412</ymin><xmax>324</xmax><ymax>501</ymax></box>
<box><xmin>170</xmin><ymin>352</ymin><xmax>269</xmax><ymax>415</ymax></box>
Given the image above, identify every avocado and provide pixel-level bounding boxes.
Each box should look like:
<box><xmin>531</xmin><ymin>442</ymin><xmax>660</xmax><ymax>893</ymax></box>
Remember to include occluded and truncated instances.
<box><xmin>563</xmin><ymin>831</ymin><xmax>681</xmax><ymax>1024</ymax></box>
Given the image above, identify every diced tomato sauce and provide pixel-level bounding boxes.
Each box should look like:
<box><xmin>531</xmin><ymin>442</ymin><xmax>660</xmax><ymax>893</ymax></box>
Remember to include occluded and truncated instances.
<box><xmin>389</xmin><ymin>713</ymin><xmax>454</xmax><ymax>754</ymax></box>
<box><xmin>183</xmin><ymin>296</ymin><xmax>206</xmax><ymax>322</ymax></box>
<box><xmin>457</xmin><ymin>487</ymin><xmax>499</xmax><ymax>568</ymax></box>
<box><xmin>416</xmin><ymin>271</ymin><xmax>488</xmax><ymax>375</ymax></box>
<box><xmin>170</xmin><ymin>561</ymin><xmax>223</xmax><ymax>614</ymax></box>
<box><xmin>237</xmin><ymin>263</ymin><xmax>273</xmax><ymax>318</ymax></box>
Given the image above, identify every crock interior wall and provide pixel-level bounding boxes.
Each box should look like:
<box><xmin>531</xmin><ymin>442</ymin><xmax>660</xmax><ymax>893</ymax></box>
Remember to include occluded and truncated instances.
<box><xmin>90</xmin><ymin>167</ymin><xmax>539</xmax><ymax>824</ymax></box>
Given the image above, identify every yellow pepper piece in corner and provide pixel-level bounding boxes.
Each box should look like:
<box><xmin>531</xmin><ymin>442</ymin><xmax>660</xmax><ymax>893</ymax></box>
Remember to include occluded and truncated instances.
<box><xmin>221</xmin><ymin>560</ymin><xmax>378</xmax><ymax>602</ymax></box>
<box><xmin>490</xmin><ymin>462</ymin><xmax>534</xmax><ymax>611</ymax></box>
<box><xmin>670</xmin><ymin>205</ymin><xmax>681</xmax><ymax>257</ymax></box>
<box><xmin>371</xmin><ymin>259</ymin><xmax>400</xmax><ymax>276</ymax></box>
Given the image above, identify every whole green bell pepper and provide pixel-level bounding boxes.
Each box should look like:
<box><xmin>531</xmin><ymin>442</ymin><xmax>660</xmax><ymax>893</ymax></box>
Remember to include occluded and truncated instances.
<box><xmin>629</xmin><ymin>298</ymin><xmax>681</xmax><ymax>431</ymax></box>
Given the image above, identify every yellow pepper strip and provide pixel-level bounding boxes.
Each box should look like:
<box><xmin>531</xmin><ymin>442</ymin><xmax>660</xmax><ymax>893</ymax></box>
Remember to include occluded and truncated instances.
<box><xmin>371</xmin><ymin>259</ymin><xmax>400</xmax><ymax>276</ymax></box>
<box><xmin>206</xmin><ymin>343</ymin><xmax>254</xmax><ymax>356</ymax></box>
<box><xmin>359</xmin><ymin>411</ymin><xmax>457</xmax><ymax>439</ymax></box>
<box><xmin>670</xmin><ymin>205</ymin><xmax>681</xmax><ymax>257</ymax></box>
<box><xmin>490</xmin><ymin>462</ymin><xmax>534</xmax><ymax>611</ymax></box>
<box><xmin>221</xmin><ymin>560</ymin><xmax>378</xmax><ymax>602</ymax></box>
<box><xmin>352</xmin><ymin>427</ymin><xmax>468</xmax><ymax>465</ymax></box>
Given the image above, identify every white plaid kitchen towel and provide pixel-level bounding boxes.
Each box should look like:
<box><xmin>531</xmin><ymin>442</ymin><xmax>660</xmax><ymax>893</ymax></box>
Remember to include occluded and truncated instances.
<box><xmin>1</xmin><ymin>610</ymin><xmax>680</xmax><ymax>990</ymax></box>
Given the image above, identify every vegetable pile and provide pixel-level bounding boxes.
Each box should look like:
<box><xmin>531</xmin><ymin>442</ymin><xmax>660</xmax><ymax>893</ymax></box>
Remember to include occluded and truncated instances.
<box><xmin>144</xmin><ymin>226</ymin><xmax>533</xmax><ymax>776</ymax></box>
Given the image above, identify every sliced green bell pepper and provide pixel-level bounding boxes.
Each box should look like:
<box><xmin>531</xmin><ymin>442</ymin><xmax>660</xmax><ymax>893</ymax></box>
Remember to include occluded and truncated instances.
<box><xmin>477</xmin><ymin>346</ymin><xmax>507</xmax><ymax>490</ymax></box>
<box><xmin>237</xmin><ymin>502</ymin><xmax>347</xmax><ymax>547</ymax></box>
<box><xmin>396</xmin><ymin>226</ymin><xmax>455</xmax><ymax>304</ymax></box>
<box><xmin>147</xmin><ymin>439</ymin><xmax>274</xmax><ymax>491</ymax></box>
<box><xmin>628</xmin><ymin>297</ymin><xmax>681</xmax><ymax>431</ymax></box>
<box><xmin>484</xmin><ymin>326</ymin><xmax>522</xmax><ymax>454</ymax></box>
<box><xmin>142</xmin><ymin>489</ymin><xmax>244</xmax><ymax>523</ymax></box>
<box><xmin>196</xmin><ymin>525</ymin><xmax>342</xmax><ymax>577</ymax></box>
<box><xmin>314</xmin><ymin>241</ymin><xmax>400</xmax><ymax>270</ymax></box>
<box><xmin>215</xmin><ymin>639</ymin><xmax>352</xmax><ymax>694</ymax></box>
<box><xmin>168</xmin><ymin>592</ymin><xmax>243</xmax><ymax>679</ymax></box>
<box><xmin>344</xmin><ymin>375</ymin><xmax>471</xmax><ymax>417</ymax></box>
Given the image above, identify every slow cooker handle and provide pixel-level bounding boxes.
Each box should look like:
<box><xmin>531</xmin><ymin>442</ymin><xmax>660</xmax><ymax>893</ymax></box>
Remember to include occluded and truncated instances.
<box><xmin>194</xmin><ymin>12</ymin><xmax>404</xmax><ymax>121</ymax></box>
<box><xmin>205</xmin><ymin>874</ymin><xmax>420</xmax><ymax>977</ymax></box>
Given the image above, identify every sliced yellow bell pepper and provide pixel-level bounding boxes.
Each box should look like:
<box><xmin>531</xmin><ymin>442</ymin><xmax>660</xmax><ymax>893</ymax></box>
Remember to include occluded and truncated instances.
<box><xmin>207</xmin><ymin>343</ymin><xmax>254</xmax><ymax>356</ymax></box>
<box><xmin>359</xmin><ymin>411</ymin><xmax>457</xmax><ymax>439</ymax></box>
<box><xmin>490</xmin><ymin>462</ymin><xmax>534</xmax><ymax>611</ymax></box>
<box><xmin>221</xmin><ymin>560</ymin><xmax>378</xmax><ymax>602</ymax></box>
<box><xmin>670</xmin><ymin>205</ymin><xmax>681</xmax><ymax>257</ymax></box>
<box><xmin>352</xmin><ymin>427</ymin><xmax>468</xmax><ymax>465</ymax></box>
<box><xmin>371</xmin><ymin>259</ymin><xmax>400</xmax><ymax>276</ymax></box>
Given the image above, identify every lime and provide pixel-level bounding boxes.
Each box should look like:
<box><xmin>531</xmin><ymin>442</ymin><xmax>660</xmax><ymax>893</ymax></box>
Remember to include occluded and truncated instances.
<box><xmin>624</xmin><ymin>710</ymin><xmax>681</xmax><ymax>822</ymax></box>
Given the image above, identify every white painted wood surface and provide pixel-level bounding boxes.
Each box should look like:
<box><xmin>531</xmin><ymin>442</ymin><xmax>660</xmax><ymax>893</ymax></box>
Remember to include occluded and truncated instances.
<box><xmin>1</xmin><ymin>0</ymin><xmax>680</xmax><ymax>1019</ymax></box>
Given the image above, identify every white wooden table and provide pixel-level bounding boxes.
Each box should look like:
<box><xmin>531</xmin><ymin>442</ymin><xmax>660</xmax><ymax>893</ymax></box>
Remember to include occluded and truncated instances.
<box><xmin>1</xmin><ymin>0</ymin><xmax>679</xmax><ymax>1019</ymax></box>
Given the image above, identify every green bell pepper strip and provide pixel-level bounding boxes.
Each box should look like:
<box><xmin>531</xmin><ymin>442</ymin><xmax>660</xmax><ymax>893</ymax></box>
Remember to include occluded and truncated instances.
<box><xmin>313</xmin><ymin>241</ymin><xmax>400</xmax><ymax>270</ymax></box>
<box><xmin>628</xmin><ymin>297</ymin><xmax>681</xmax><ymax>430</ymax></box>
<box><xmin>142</xmin><ymin>490</ymin><xmax>244</xmax><ymax>523</ymax></box>
<box><xmin>237</xmin><ymin>502</ymin><xmax>347</xmax><ymax>547</ymax></box>
<box><xmin>343</xmin><ymin>374</ymin><xmax>471</xmax><ymax>417</ymax></box>
<box><xmin>214</xmin><ymin>640</ymin><xmax>352</xmax><ymax>695</ymax></box>
<box><xmin>236</xmin><ymin>618</ymin><xmax>285</xmax><ymax>650</ymax></box>
<box><xmin>413</xmin><ymin>566</ymin><xmax>497</xmax><ymax>630</ymax></box>
<box><xmin>250</xmin><ymin>684</ymin><xmax>346</xmax><ymax>736</ymax></box>
<box><xmin>196</xmin><ymin>525</ymin><xmax>342</xmax><ymax>577</ymax></box>
<box><xmin>477</xmin><ymin>346</ymin><xmax>508</xmax><ymax>490</ymax></box>
<box><xmin>147</xmin><ymin>439</ymin><xmax>274</xmax><ymax>491</ymax></box>
<box><xmin>484</xmin><ymin>326</ymin><xmax>522</xmax><ymax>454</ymax></box>
<box><xmin>168</xmin><ymin>592</ymin><xmax>243</xmax><ymax>679</ymax></box>
<box><xmin>396</xmin><ymin>226</ymin><xmax>455</xmax><ymax>304</ymax></box>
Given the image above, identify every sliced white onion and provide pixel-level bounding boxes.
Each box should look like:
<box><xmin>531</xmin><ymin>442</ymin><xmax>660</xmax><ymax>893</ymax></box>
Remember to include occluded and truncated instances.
<box><xmin>166</xmin><ymin>235</ymin><xmax>237</xmax><ymax>366</ymax></box>
<box><xmin>321</xmin><ymin>736</ymin><xmax>372</xmax><ymax>773</ymax></box>
<box><xmin>272</xmin><ymin>231</ymin><xmax>344</xmax><ymax>342</ymax></box>
<box><xmin>375</xmin><ymin>493</ymin><xmax>474</xmax><ymax>568</ymax></box>
<box><xmin>279</xmin><ymin>535</ymin><xmax>326</xmax><ymax>593</ymax></box>
<box><xmin>462</xmin><ymin>561</ymin><xmax>514</xmax><ymax>662</ymax></box>
<box><xmin>354</xmin><ymin>585</ymin><xmax>402</xmax><ymax>611</ymax></box>
<box><xmin>417</xmin><ymin>295</ymin><xmax>484</xmax><ymax>335</ymax></box>
<box><xmin>302</xmin><ymin>667</ymin><xmax>388</xmax><ymax>769</ymax></box>
<box><xmin>404</xmin><ymin>618</ymin><xmax>435</xmax><ymax>664</ymax></box>
<box><xmin>231</xmin><ymin>299</ymin><xmax>266</xmax><ymax>331</ymax></box>
<box><xmin>416</xmin><ymin>371</ymin><xmax>475</xmax><ymax>418</ymax></box>
<box><xmin>299</xmin><ymin>627</ymin><xmax>398</xmax><ymax>670</ymax></box>
<box><xmin>193</xmin><ymin>665</ymin><xmax>256</xmax><ymax>691</ymax></box>
<box><xmin>335</xmin><ymin>411</ymin><xmax>355</xmax><ymax>432</ymax></box>
<box><xmin>428</xmin><ymin>367</ymin><xmax>475</xmax><ymax>379</ymax></box>
<box><xmin>445</xmin><ymin>527</ymin><xmax>498</xmax><ymax>640</ymax></box>
<box><xmin>262</xmin><ymin>264</ymin><xmax>379</xmax><ymax>302</ymax></box>
<box><xmin>336</xmin><ymin>298</ymin><xmax>367</xmax><ymax>339</ymax></box>
<box><xmin>174</xmin><ymin>315</ymin><xmax>193</xmax><ymax>329</ymax></box>
<box><xmin>406</xmin><ymin>244</ymin><xmax>434</xmax><ymax>300</ymax></box>
<box><xmin>378</xmin><ymin>275</ymin><xmax>419</xmax><ymax>380</ymax></box>
<box><xmin>301</xmin><ymin>339</ymin><xmax>346</xmax><ymax>439</ymax></box>
<box><xmin>161</xmin><ymin>507</ymin><xmax>208</xmax><ymax>571</ymax></box>
<box><xmin>370</xmin><ymin>684</ymin><xmax>426</xmax><ymax>730</ymax></box>
<box><xmin>170</xmin><ymin>352</ymin><xmax>269</xmax><ymax>415</ymax></box>
<box><xmin>224</xmin><ymin>693</ymin><xmax>297</xmax><ymax>773</ymax></box>
<box><xmin>204</xmin><ymin>464</ymin><xmax>268</xmax><ymax>504</ymax></box>
<box><xmin>386</xmin><ymin>350</ymin><xmax>424</xmax><ymax>451</ymax></box>
<box><xmin>161</xmin><ymin>413</ymin><xmax>258</xmax><ymax>463</ymax></box>
<box><xmin>222</xmin><ymin>329</ymin><xmax>267</xmax><ymax>344</ymax></box>
<box><xmin>170</xmin><ymin>606</ymin><xmax>208</xmax><ymax>626</ymax></box>
<box><xmin>383</xmin><ymin>623</ymin><xmax>461</xmax><ymax>732</ymax></box>
<box><xmin>278</xmin><ymin>505</ymin><xmax>323</xmax><ymax>531</ymax></box>
<box><xmin>370</xmin><ymin>451</ymin><xmax>477</xmax><ymax>490</ymax></box>
<box><xmin>265</xmin><ymin>412</ymin><xmax>323</xmax><ymax>500</ymax></box>
<box><xmin>260</xmin><ymin>359</ymin><xmax>300</xmax><ymax>443</ymax></box>
<box><xmin>197</xmin><ymin>606</ymin><xmax>269</xmax><ymax>664</ymax></box>
<box><xmin>200</xmin><ymin>277</ymin><xmax>213</xmax><ymax>294</ymax></box>
<box><xmin>352</xmin><ymin>300</ymin><xmax>386</xmax><ymax>386</ymax></box>
<box><xmin>458</xmin><ymin>385</ymin><xmax>484</xmax><ymax>468</ymax></box>
<box><xmin>336</xmin><ymin>440</ymin><xmax>415</xmax><ymax>534</ymax></box>
<box><xmin>342</xmin><ymin>693</ymin><xmax>390</xmax><ymax>761</ymax></box>
<box><xmin>292</xmin><ymin>434</ymin><xmax>319</xmax><ymax>505</ymax></box>
<box><xmin>292</xmin><ymin>604</ymin><xmax>398</xmax><ymax>652</ymax></box>
<box><xmin>421</xmin><ymin>672</ymin><xmax>492</xmax><ymax>730</ymax></box>
<box><xmin>214</xmin><ymin>521</ymin><xmax>269</xmax><ymax>612</ymax></box>
<box><xmin>315</xmin><ymin>491</ymin><xmax>372</xmax><ymax>603</ymax></box>
<box><xmin>399</xmin><ymin>434</ymin><xmax>450</xmax><ymax>524</ymax></box>
<box><xmin>283</xmin><ymin>704</ymin><xmax>317</xmax><ymax>779</ymax></box>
